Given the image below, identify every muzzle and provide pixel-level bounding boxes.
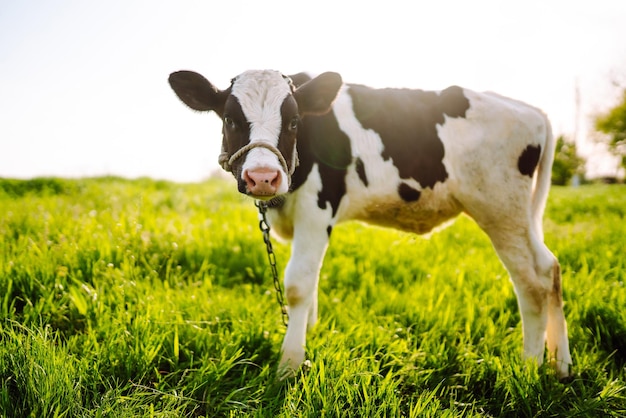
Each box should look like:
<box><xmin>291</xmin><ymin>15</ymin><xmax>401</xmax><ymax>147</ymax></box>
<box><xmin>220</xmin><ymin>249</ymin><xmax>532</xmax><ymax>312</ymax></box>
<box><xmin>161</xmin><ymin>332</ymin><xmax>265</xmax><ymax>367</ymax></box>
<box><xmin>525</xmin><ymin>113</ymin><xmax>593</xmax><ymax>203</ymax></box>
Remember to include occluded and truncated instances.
<box><xmin>218</xmin><ymin>141</ymin><xmax>299</xmax><ymax>186</ymax></box>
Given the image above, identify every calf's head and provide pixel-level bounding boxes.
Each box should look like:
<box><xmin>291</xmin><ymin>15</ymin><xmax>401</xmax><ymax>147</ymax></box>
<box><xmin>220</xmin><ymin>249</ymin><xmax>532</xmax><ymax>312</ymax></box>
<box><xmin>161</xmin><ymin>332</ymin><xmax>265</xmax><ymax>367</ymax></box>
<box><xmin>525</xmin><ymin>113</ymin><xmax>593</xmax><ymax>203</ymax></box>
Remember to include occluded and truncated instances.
<box><xmin>168</xmin><ymin>70</ymin><xmax>343</xmax><ymax>198</ymax></box>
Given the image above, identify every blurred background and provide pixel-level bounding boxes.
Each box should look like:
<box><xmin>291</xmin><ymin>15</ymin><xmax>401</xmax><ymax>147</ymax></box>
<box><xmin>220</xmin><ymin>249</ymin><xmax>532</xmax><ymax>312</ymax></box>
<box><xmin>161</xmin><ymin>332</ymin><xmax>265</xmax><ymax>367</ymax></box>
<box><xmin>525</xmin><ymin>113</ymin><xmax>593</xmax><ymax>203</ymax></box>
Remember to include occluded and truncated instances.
<box><xmin>1</xmin><ymin>0</ymin><xmax>625</xmax><ymax>183</ymax></box>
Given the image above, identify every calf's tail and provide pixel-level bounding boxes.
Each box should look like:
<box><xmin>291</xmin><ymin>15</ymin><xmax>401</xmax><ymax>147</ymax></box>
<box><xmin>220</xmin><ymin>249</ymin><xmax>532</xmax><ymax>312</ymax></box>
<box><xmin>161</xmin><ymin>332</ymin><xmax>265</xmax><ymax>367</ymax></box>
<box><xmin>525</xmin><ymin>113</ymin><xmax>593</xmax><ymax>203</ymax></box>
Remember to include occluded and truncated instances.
<box><xmin>531</xmin><ymin>115</ymin><xmax>556</xmax><ymax>242</ymax></box>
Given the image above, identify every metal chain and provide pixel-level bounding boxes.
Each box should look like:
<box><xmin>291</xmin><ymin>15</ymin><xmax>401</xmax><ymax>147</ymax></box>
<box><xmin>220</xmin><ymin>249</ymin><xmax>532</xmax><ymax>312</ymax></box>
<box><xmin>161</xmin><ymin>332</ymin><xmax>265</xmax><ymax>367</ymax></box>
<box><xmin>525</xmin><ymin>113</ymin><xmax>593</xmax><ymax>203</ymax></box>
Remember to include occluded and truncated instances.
<box><xmin>255</xmin><ymin>201</ymin><xmax>289</xmax><ymax>327</ymax></box>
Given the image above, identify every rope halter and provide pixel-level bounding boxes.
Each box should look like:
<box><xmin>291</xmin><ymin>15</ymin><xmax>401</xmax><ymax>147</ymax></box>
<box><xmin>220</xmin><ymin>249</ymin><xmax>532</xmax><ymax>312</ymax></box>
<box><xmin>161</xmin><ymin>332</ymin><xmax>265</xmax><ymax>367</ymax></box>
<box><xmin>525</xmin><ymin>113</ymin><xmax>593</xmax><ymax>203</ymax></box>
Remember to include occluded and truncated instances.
<box><xmin>218</xmin><ymin>141</ymin><xmax>299</xmax><ymax>186</ymax></box>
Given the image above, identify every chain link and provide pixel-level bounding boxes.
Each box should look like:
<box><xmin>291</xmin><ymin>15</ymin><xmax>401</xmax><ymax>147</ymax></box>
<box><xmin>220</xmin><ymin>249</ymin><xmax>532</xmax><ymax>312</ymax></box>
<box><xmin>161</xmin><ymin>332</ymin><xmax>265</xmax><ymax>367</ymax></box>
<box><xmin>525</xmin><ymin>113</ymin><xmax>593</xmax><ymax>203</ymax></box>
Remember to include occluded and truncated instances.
<box><xmin>255</xmin><ymin>201</ymin><xmax>289</xmax><ymax>327</ymax></box>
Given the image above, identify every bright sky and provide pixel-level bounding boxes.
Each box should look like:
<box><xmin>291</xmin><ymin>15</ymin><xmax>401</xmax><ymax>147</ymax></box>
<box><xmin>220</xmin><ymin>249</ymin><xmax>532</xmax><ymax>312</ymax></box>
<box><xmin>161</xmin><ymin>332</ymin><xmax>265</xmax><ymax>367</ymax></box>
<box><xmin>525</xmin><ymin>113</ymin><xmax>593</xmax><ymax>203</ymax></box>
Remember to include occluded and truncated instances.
<box><xmin>1</xmin><ymin>0</ymin><xmax>625</xmax><ymax>181</ymax></box>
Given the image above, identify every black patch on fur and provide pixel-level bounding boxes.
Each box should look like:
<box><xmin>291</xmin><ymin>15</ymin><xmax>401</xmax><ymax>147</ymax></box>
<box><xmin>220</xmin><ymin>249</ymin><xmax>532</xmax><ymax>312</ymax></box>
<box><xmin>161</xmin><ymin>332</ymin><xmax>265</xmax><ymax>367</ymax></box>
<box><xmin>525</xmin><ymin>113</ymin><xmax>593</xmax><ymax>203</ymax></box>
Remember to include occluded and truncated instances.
<box><xmin>327</xmin><ymin>225</ymin><xmax>333</xmax><ymax>237</ymax></box>
<box><xmin>222</xmin><ymin>95</ymin><xmax>252</xmax><ymax>194</ymax></box>
<box><xmin>348</xmin><ymin>84</ymin><xmax>470</xmax><ymax>189</ymax></box>
<box><xmin>355</xmin><ymin>157</ymin><xmax>368</xmax><ymax>186</ymax></box>
<box><xmin>438</xmin><ymin>85</ymin><xmax>472</xmax><ymax>118</ymax></box>
<box><xmin>277</xmin><ymin>96</ymin><xmax>300</xmax><ymax>174</ymax></box>
<box><xmin>398</xmin><ymin>183</ymin><xmax>421</xmax><ymax>202</ymax></box>
<box><xmin>290</xmin><ymin>111</ymin><xmax>351</xmax><ymax>217</ymax></box>
<box><xmin>518</xmin><ymin>145</ymin><xmax>542</xmax><ymax>177</ymax></box>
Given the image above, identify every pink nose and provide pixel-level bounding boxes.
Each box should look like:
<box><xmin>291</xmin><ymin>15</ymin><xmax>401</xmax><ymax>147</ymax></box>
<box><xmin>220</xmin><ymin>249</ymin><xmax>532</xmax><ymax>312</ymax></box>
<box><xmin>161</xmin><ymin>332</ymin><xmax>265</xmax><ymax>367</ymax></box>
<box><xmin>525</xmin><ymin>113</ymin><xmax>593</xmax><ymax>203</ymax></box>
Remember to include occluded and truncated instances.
<box><xmin>244</xmin><ymin>168</ymin><xmax>281</xmax><ymax>196</ymax></box>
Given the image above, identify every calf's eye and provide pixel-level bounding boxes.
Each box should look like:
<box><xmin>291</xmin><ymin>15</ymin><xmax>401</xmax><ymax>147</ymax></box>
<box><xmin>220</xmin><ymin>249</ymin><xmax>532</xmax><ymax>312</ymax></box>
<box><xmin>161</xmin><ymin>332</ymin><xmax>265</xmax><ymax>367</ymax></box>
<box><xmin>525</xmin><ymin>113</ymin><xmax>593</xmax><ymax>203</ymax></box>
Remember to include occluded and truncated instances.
<box><xmin>224</xmin><ymin>116</ymin><xmax>235</xmax><ymax>128</ymax></box>
<box><xmin>289</xmin><ymin>117</ymin><xmax>299</xmax><ymax>130</ymax></box>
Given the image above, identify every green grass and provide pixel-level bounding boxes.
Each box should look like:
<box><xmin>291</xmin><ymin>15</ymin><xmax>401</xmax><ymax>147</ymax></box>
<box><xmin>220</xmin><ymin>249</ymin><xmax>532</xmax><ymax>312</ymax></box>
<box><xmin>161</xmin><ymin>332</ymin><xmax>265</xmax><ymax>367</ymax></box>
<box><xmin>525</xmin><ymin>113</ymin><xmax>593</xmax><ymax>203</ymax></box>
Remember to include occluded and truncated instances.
<box><xmin>1</xmin><ymin>177</ymin><xmax>625</xmax><ymax>417</ymax></box>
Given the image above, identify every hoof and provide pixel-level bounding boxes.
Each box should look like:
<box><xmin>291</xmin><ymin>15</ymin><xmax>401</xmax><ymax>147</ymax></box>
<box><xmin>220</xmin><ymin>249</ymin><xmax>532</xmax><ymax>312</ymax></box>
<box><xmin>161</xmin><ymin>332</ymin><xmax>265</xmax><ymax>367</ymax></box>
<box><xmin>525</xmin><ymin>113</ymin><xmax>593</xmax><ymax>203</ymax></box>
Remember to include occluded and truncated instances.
<box><xmin>277</xmin><ymin>362</ymin><xmax>298</xmax><ymax>381</ymax></box>
<box><xmin>276</xmin><ymin>357</ymin><xmax>311</xmax><ymax>381</ymax></box>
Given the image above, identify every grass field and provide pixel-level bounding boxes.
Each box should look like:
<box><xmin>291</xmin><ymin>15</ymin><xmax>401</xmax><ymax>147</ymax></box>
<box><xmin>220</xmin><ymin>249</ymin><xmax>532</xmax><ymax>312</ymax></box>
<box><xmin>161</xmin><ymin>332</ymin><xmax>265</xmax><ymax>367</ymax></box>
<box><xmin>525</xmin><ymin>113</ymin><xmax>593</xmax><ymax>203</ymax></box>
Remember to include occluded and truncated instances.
<box><xmin>1</xmin><ymin>177</ymin><xmax>625</xmax><ymax>417</ymax></box>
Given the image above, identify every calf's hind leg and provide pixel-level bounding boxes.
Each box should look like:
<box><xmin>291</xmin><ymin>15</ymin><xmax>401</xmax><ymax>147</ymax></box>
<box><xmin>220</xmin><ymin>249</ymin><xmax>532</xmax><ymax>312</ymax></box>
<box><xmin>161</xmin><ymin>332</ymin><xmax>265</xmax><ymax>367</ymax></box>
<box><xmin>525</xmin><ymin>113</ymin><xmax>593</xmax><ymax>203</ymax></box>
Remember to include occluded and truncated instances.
<box><xmin>486</xmin><ymin>226</ymin><xmax>572</xmax><ymax>378</ymax></box>
<box><xmin>545</xmin><ymin>257</ymin><xmax>572</xmax><ymax>377</ymax></box>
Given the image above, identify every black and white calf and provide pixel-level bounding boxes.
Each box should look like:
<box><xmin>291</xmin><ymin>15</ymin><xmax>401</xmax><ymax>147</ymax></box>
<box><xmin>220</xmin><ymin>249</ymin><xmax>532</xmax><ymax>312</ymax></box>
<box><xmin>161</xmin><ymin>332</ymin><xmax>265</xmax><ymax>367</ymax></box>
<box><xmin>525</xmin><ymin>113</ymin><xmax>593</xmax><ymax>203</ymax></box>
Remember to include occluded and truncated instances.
<box><xmin>168</xmin><ymin>69</ymin><xmax>572</xmax><ymax>379</ymax></box>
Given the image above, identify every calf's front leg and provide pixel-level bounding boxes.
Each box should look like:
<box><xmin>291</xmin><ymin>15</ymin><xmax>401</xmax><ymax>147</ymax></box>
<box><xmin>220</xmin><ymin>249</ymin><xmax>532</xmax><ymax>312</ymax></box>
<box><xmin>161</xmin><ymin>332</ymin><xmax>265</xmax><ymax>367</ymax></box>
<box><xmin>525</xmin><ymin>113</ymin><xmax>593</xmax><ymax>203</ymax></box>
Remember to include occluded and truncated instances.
<box><xmin>278</xmin><ymin>228</ymin><xmax>330</xmax><ymax>378</ymax></box>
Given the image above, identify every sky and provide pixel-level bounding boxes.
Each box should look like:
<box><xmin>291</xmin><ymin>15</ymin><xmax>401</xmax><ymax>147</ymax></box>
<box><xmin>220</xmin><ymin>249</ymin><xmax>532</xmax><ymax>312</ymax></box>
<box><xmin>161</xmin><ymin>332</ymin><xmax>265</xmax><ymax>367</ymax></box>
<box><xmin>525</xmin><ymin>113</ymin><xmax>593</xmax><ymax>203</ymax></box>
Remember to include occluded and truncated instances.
<box><xmin>1</xmin><ymin>0</ymin><xmax>625</xmax><ymax>182</ymax></box>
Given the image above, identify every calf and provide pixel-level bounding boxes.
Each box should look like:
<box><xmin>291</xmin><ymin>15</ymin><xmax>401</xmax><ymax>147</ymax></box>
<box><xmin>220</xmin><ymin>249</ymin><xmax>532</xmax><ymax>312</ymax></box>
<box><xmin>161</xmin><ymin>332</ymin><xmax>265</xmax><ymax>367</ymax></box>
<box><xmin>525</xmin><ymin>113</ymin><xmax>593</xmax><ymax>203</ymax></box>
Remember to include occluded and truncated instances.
<box><xmin>168</xmin><ymin>69</ymin><xmax>572</xmax><ymax>379</ymax></box>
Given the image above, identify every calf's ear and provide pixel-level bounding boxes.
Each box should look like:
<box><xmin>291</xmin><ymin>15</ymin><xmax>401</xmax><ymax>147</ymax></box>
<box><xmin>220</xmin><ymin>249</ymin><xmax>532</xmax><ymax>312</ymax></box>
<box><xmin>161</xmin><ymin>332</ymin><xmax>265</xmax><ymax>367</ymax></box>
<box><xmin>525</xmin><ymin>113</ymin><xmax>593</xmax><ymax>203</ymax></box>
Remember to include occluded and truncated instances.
<box><xmin>168</xmin><ymin>71</ymin><xmax>227</xmax><ymax>113</ymax></box>
<box><xmin>294</xmin><ymin>72</ymin><xmax>342</xmax><ymax>115</ymax></box>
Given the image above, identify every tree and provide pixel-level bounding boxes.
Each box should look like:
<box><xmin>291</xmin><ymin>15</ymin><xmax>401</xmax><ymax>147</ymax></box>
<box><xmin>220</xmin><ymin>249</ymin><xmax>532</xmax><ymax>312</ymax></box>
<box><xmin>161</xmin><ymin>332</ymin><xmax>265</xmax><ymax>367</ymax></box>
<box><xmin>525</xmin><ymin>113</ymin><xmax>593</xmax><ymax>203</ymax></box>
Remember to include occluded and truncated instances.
<box><xmin>595</xmin><ymin>88</ymin><xmax>626</xmax><ymax>170</ymax></box>
<box><xmin>552</xmin><ymin>135</ymin><xmax>585</xmax><ymax>185</ymax></box>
